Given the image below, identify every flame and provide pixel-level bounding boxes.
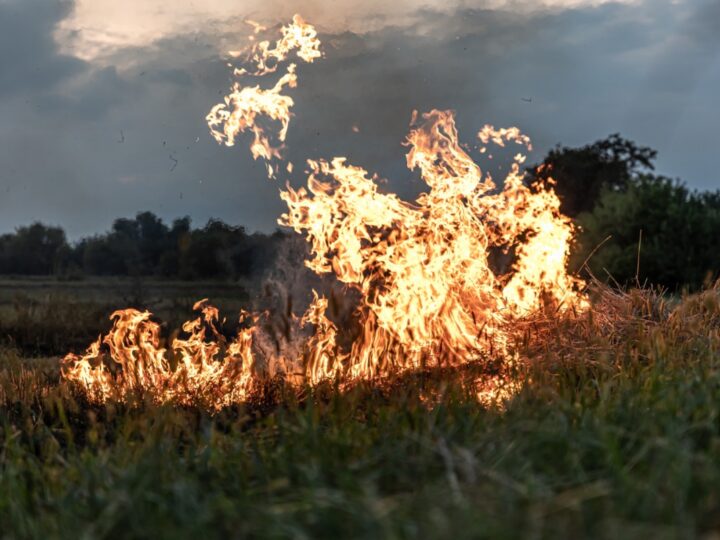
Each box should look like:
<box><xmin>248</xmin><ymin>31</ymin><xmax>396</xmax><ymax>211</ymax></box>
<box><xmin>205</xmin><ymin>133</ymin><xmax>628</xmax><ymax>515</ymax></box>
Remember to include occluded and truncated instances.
<box><xmin>206</xmin><ymin>14</ymin><xmax>321</xmax><ymax>176</ymax></box>
<box><xmin>62</xmin><ymin>15</ymin><xmax>586</xmax><ymax>410</ymax></box>
<box><xmin>280</xmin><ymin>110</ymin><xmax>585</xmax><ymax>369</ymax></box>
<box><xmin>61</xmin><ymin>300</ymin><xmax>257</xmax><ymax>408</ymax></box>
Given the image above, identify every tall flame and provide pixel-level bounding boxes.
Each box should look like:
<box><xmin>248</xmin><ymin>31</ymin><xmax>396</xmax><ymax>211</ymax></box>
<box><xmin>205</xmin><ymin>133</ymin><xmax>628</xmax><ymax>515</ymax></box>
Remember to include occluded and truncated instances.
<box><xmin>62</xmin><ymin>15</ymin><xmax>586</xmax><ymax>410</ymax></box>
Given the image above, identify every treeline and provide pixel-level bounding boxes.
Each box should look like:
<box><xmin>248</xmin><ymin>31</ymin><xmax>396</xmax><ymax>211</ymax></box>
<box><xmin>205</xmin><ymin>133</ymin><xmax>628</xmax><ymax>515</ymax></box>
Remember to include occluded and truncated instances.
<box><xmin>1</xmin><ymin>136</ymin><xmax>719</xmax><ymax>289</ymax></box>
<box><xmin>529</xmin><ymin>135</ymin><xmax>720</xmax><ymax>290</ymax></box>
<box><xmin>0</xmin><ymin>213</ymin><xmax>288</xmax><ymax>280</ymax></box>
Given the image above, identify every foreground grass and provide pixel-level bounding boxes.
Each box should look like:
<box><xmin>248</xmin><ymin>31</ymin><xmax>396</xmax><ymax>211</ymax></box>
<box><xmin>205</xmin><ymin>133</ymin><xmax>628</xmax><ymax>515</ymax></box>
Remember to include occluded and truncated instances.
<box><xmin>1</xmin><ymin>286</ymin><xmax>720</xmax><ymax>539</ymax></box>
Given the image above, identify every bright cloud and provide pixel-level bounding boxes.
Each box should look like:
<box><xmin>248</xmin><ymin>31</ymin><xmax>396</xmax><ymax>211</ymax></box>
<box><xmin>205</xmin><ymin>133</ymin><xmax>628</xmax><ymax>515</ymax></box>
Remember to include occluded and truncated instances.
<box><xmin>57</xmin><ymin>0</ymin><xmax>638</xmax><ymax>61</ymax></box>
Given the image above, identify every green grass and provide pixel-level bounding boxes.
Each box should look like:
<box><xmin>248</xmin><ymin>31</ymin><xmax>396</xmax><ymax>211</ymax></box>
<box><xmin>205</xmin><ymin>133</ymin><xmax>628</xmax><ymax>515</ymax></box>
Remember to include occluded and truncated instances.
<box><xmin>1</xmin><ymin>285</ymin><xmax>720</xmax><ymax>539</ymax></box>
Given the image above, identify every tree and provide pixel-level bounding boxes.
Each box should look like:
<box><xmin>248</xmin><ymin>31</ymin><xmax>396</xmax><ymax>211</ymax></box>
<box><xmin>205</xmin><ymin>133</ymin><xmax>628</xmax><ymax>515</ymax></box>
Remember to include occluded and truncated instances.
<box><xmin>135</xmin><ymin>211</ymin><xmax>170</xmax><ymax>273</ymax></box>
<box><xmin>0</xmin><ymin>213</ymin><xmax>287</xmax><ymax>279</ymax></box>
<box><xmin>0</xmin><ymin>223</ymin><xmax>68</xmax><ymax>275</ymax></box>
<box><xmin>182</xmin><ymin>220</ymin><xmax>248</xmax><ymax>279</ymax></box>
<box><xmin>572</xmin><ymin>176</ymin><xmax>720</xmax><ymax>290</ymax></box>
<box><xmin>528</xmin><ymin>134</ymin><xmax>657</xmax><ymax>217</ymax></box>
<box><xmin>158</xmin><ymin>217</ymin><xmax>192</xmax><ymax>277</ymax></box>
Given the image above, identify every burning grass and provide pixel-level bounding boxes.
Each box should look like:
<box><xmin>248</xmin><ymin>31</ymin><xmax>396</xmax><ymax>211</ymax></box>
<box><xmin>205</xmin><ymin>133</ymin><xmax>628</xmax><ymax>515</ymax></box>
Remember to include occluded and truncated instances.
<box><xmin>60</xmin><ymin>17</ymin><xmax>590</xmax><ymax>408</ymax></box>
<box><xmin>2</xmin><ymin>284</ymin><xmax>720</xmax><ymax>537</ymax></box>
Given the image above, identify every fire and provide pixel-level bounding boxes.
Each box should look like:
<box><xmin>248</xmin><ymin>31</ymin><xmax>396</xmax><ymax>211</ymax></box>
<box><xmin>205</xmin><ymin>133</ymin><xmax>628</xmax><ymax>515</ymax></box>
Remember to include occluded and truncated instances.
<box><xmin>62</xmin><ymin>16</ymin><xmax>586</xmax><ymax>410</ymax></box>
<box><xmin>61</xmin><ymin>301</ymin><xmax>257</xmax><ymax>408</ymax></box>
<box><xmin>206</xmin><ymin>14</ymin><xmax>321</xmax><ymax>177</ymax></box>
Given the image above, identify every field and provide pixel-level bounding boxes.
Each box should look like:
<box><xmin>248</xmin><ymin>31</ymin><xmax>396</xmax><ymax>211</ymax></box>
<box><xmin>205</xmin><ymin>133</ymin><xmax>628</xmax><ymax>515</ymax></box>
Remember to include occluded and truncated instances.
<box><xmin>2</xmin><ymin>279</ymin><xmax>720</xmax><ymax>538</ymax></box>
<box><xmin>0</xmin><ymin>277</ymin><xmax>253</xmax><ymax>356</ymax></box>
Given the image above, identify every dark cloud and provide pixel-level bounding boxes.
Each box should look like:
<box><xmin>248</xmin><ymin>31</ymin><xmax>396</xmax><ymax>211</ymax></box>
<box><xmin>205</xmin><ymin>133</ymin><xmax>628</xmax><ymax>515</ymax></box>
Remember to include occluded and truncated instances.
<box><xmin>687</xmin><ymin>0</ymin><xmax>720</xmax><ymax>47</ymax></box>
<box><xmin>0</xmin><ymin>0</ymin><xmax>84</xmax><ymax>97</ymax></box>
<box><xmin>0</xmin><ymin>0</ymin><xmax>718</xmax><ymax>240</ymax></box>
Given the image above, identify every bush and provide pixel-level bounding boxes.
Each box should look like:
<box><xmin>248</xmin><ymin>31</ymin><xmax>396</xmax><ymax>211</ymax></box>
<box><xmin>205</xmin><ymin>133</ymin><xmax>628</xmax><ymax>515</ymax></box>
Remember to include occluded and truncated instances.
<box><xmin>572</xmin><ymin>176</ymin><xmax>720</xmax><ymax>290</ymax></box>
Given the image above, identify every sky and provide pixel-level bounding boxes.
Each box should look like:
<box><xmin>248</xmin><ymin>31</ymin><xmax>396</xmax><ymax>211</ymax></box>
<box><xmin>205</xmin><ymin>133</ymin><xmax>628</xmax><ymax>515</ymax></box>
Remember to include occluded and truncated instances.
<box><xmin>0</xmin><ymin>0</ymin><xmax>718</xmax><ymax>239</ymax></box>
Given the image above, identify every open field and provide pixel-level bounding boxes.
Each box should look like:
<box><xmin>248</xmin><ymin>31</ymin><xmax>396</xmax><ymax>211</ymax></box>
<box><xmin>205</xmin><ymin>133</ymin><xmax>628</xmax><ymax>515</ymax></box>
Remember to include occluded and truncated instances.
<box><xmin>1</xmin><ymin>284</ymin><xmax>720</xmax><ymax>538</ymax></box>
<box><xmin>0</xmin><ymin>277</ymin><xmax>253</xmax><ymax>356</ymax></box>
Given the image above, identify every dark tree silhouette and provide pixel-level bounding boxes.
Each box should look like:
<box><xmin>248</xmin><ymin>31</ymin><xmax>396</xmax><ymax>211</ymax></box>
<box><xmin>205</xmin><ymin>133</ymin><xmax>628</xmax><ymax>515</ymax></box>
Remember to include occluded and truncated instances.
<box><xmin>528</xmin><ymin>134</ymin><xmax>657</xmax><ymax>217</ymax></box>
<box><xmin>0</xmin><ymin>223</ymin><xmax>68</xmax><ymax>275</ymax></box>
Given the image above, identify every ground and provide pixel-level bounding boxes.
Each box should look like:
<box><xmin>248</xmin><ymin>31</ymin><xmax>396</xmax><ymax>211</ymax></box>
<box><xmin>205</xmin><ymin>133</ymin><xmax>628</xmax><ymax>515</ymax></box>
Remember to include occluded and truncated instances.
<box><xmin>1</xmin><ymin>280</ymin><xmax>720</xmax><ymax>539</ymax></box>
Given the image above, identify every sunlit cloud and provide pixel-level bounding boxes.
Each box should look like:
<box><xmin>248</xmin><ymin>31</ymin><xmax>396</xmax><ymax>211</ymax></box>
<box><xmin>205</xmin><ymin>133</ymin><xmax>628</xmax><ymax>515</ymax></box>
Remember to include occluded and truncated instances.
<box><xmin>57</xmin><ymin>0</ymin><xmax>637</xmax><ymax>62</ymax></box>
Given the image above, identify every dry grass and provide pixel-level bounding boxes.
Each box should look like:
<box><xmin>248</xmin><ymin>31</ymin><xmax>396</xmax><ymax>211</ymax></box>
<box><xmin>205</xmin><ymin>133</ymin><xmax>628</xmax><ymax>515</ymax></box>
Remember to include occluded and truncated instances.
<box><xmin>1</xmin><ymin>283</ymin><xmax>720</xmax><ymax>538</ymax></box>
<box><xmin>0</xmin><ymin>278</ymin><xmax>252</xmax><ymax>356</ymax></box>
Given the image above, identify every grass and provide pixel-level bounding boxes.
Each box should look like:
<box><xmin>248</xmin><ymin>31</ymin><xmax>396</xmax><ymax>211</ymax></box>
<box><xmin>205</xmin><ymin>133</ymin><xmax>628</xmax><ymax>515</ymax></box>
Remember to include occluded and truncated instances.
<box><xmin>0</xmin><ymin>277</ymin><xmax>251</xmax><ymax>355</ymax></box>
<box><xmin>1</xmin><ymin>283</ymin><xmax>720</xmax><ymax>538</ymax></box>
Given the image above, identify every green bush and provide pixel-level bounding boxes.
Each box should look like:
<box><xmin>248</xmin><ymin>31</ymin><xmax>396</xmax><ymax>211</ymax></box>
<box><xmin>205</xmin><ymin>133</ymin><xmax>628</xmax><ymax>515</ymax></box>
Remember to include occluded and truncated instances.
<box><xmin>572</xmin><ymin>176</ymin><xmax>720</xmax><ymax>290</ymax></box>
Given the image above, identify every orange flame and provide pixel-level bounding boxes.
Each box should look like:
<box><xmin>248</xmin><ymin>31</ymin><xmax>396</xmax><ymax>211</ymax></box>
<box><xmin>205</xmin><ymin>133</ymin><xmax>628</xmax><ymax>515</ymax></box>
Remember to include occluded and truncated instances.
<box><xmin>62</xmin><ymin>15</ymin><xmax>586</xmax><ymax>410</ymax></box>
<box><xmin>206</xmin><ymin>14</ymin><xmax>321</xmax><ymax>176</ymax></box>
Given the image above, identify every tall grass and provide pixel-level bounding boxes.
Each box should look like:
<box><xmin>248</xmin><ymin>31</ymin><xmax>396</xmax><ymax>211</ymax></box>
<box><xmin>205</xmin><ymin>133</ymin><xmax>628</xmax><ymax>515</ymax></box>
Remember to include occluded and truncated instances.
<box><xmin>1</xmin><ymin>284</ymin><xmax>719</xmax><ymax>538</ymax></box>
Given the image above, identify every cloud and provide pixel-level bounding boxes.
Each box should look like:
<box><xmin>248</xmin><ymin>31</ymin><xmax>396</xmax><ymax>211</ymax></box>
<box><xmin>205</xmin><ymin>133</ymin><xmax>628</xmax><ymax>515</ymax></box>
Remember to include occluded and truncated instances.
<box><xmin>687</xmin><ymin>0</ymin><xmax>720</xmax><ymax>48</ymax></box>
<box><xmin>0</xmin><ymin>0</ymin><xmax>85</xmax><ymax>97</ymax></box>
<box><xmin>56</xmin><ymin>0</ymin><xmax>637</xmax><ymax>62</ymax></box>
<box><xmin>0</xmin><ymin>0</ymin><xmax>718</xmax><ymax>240</ymax></box>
